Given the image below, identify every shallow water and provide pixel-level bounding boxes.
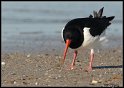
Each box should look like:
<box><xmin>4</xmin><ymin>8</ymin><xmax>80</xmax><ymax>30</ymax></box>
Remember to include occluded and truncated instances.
<box><xmin>2</xmin><ymin>1</ymin><xmax>123</xmax><ymax>53</ymax></box>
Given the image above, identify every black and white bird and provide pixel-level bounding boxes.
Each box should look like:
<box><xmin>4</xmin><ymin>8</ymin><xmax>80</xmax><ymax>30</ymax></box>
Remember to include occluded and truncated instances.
<box><xmin>61</xmin><ymin>7</ymin><xmax>115</xmax><ymax>71</ymax></box>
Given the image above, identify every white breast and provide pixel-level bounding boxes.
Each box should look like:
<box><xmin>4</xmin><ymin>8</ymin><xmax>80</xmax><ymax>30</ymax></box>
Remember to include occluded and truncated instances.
<box><xmin>82</xmin><ymin>27</ymin><xmax>99</xmax><ymax>47</ymax></box>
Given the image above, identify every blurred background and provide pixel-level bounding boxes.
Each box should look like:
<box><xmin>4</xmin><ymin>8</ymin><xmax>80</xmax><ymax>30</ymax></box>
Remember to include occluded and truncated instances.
<box><xmin>2</xmin><ymin>1</ymin><xmax>123</xmax><ymax>53</ymax></box>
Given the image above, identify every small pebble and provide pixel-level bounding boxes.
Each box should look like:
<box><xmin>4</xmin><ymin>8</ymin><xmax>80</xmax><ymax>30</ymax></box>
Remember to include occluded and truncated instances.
<box><xmin>35</xmin><ymin>82</ymin><xmax>38</xmax><ymax>85</ymax></box>
<box><xmin>37</xmin><ymin>55</ymin><xmax>40</xmax><ymax>57</ymax></box>
<box><xmin>11</xmin><ymin>72</ymin><xmax>16</xmax><ymax>75</ymax></box>
<box><xmin>58</xmin><ymin>56</ymin><xmax>62</xmax><ymax>59</ymax></box>
<box><xmin>105</xmin><ymin>71</ymin><xmax>107</xmax><ymax>74</ymax></box>
<box><xmin>48</xmin><ymin>75</ymin><xmax>52</xmax><ymax>78</ymax></box>
<box><xmin>13</xmin><ymin>81</ymin><xmax>17</xmax><ymax>84</ymax></box>
<box><xmin>58</xmin><ymin>75</ymin><xmax>62</xmax><ymax>78</ymax></box>
<box><xmin>38</xmin><ymin>78</ymin><xmax>41</xmax><ymax>80</ymax></box>
<box><xmin>92</xmin><ymin>69</ymin><xmax>95</xmax><ymax>71</ymax></box>
<box><xmin>55</xmin><ymin>77</ymin><xmax>58</xmax><ymax>79</ymax></box>
<box><xmin>27</xmin><ymin>54</ymin><xmax>31</xmax><ymax>58</ymax></box>
<box><xmin>98</xmin><ymin>79</ymin><xmax>102</xmax><ymax>83</ymax></box>
<box><xmin>91</xmin><ymin>80</ymin><xmax>98</xmax><ymax>84</ymax></box>
<box><xmin>55</xmin><ymin>56</ymin><xmax>62</xmax><ymax>59</ymax></box>
<box><xmin>22</xmin><ymin>75</ymin><xmax>26</xmax><ymax>77</ymax></box>
<box><xmin>59</xmin><ymin>70</ymin><xmax>62</xmax><ymax>72</ymax></box>
<box><xmin>100</xmin><ymin>63</ymin><xmax>104</xmax><ymax>65</ymax></box>
<box><xmin>1</xmin><ymin>62</ymin><xmax>5</xmax><ymax>65</ymax></box>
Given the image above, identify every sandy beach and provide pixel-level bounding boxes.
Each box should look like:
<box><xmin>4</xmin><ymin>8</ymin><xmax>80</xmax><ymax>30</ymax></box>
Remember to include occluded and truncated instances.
<box><xmin>1</xmin><ymin>45</ymin><xmax>123</xmax><ymax>87</ymax></box>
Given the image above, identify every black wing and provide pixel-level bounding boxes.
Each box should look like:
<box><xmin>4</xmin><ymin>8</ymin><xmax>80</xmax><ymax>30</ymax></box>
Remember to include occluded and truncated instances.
<box><xmin>88</xmin><ymin>17</ymin><xmax>115</xmax><ymax>37</ymax></box>
<box><xmin>87</xmin><ymin>7</ymin><xmax>115</xmax><ymax>36</ymax></box>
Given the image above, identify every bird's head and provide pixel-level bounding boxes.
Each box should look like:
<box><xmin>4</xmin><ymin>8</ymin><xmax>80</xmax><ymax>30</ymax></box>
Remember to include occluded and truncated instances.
<box><xmin>62</xmin><ymin>26</ymin><xmax>83</xmax><ymax>64</ymax></box>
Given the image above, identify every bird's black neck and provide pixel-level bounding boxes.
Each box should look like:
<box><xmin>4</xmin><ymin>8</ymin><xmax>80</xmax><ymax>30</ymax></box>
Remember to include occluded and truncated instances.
<box><xmin>63</xmin><ymin>25</ymin><xmax>84</xmax><ymax>49</ymax></box>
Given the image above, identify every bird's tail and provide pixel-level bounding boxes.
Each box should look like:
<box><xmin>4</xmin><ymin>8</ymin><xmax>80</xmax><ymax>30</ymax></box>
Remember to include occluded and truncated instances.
<box><xmin>89</xmin><ymin>7</ymin><xmax>104</xmax><ymax>18</ymax></box>
<box><xmin>107</xmin><ymin>16</ymin><xmax>115</xmax><ymax>21</ymax></box>
<box><xmin>106</xmin><ymin>16</ymin><xmax>115</xmax><ymax>26</ymax></box>
<box><xmin>89</xmin><ymin>7</ymin><xmax>115</xmax><ymax>20</ymax></box>
<box><xmin>89</xmin><ymin>7</ymin><xmax>115</xmax><ymax>26</ymax></box>
<box><xmin>94</xmin><ymin>7</ymin><xmax>104</xmax><ymax>18</ymax></box>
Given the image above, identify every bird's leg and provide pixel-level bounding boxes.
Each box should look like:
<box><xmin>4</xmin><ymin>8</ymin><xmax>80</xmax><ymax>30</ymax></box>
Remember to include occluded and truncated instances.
<box><xmin>67</xmin><ymin>50</ymin><xmax>78</xmax><ymax>70</ymax></box>
<box><xmin>85</xmin><ymin>49</ymin><xmax>94</xmax><ymax>72</ymax></box>
<box><xmin>90</xmin><ymin>49</ymin><xmax>94</xmax><ymax>67</ymax></box>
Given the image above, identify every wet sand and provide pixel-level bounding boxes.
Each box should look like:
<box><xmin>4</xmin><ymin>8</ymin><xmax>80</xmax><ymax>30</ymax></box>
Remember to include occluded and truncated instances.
<box><xmin>1</xmin><ymin>45</ymin><xmax>123</xmax><ymax>87</ymax></box>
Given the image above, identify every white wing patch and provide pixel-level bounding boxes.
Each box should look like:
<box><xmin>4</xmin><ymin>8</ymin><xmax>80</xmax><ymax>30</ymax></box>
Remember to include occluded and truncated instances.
<box><xmin>99</xmin><ymin>30</ymin><xmax>108</xmax><ymax>45</ymax></box>
<box><xmin>82</xmin><ymin>27</ymin><xmax>99</xmax><ymax>47</ymax></box>
<box><xmin>99</xmin><ymin>31</ymin><xmax>108</xmax><ymax>42</ymax></box>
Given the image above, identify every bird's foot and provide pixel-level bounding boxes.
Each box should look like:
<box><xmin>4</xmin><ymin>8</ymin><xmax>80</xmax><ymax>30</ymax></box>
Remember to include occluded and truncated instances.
<box><xmin>84</xmin><ymin>66</ymin><xmax>92</xmax><ymax>72</ymax></box>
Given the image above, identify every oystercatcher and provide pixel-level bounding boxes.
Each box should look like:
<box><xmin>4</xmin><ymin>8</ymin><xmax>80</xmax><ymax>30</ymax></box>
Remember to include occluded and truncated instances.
<box><xmin>61</xmin><ymin>7</ymin><xmax>115</xmax><ymax>71</ymax></box>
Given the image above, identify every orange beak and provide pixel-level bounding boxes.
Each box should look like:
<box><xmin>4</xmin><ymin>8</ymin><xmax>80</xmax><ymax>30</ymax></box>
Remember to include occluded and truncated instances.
<box><xmin>61</xmin><ymin>39</ymin><xmax>71</xmax><ymax>64</ymax></box>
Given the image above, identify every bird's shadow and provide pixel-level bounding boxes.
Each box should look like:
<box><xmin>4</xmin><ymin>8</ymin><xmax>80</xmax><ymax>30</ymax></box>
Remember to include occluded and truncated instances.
<box><xmin>92</xmin><ymin>65</ymin><xmax>123</xmax><ymax>69</ymax></box>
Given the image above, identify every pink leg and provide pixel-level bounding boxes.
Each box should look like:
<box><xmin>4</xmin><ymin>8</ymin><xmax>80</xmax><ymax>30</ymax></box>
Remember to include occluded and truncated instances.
<box><xmin>67</xmin><ymin>50</ymin><xmax>78</xmax><ymax>70</ymax></box>
<box><xmin>85</xmin><ymin>49</ymin><xmax>94</xmax><ymax>72</ymax></box>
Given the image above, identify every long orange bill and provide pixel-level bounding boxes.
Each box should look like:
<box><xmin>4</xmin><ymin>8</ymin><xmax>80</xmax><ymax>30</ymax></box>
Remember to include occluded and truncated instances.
<box><xmin>62</xmin><ymin>39</ymin><xmax>71</xmax><ymax>64</ymax></box>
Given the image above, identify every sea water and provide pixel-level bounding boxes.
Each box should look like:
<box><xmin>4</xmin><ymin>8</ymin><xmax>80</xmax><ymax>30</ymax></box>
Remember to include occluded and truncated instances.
<box><xmin>2</xmin><ymin>1</ymin><xmax>123</xmax><ymax>53</ymax></box>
